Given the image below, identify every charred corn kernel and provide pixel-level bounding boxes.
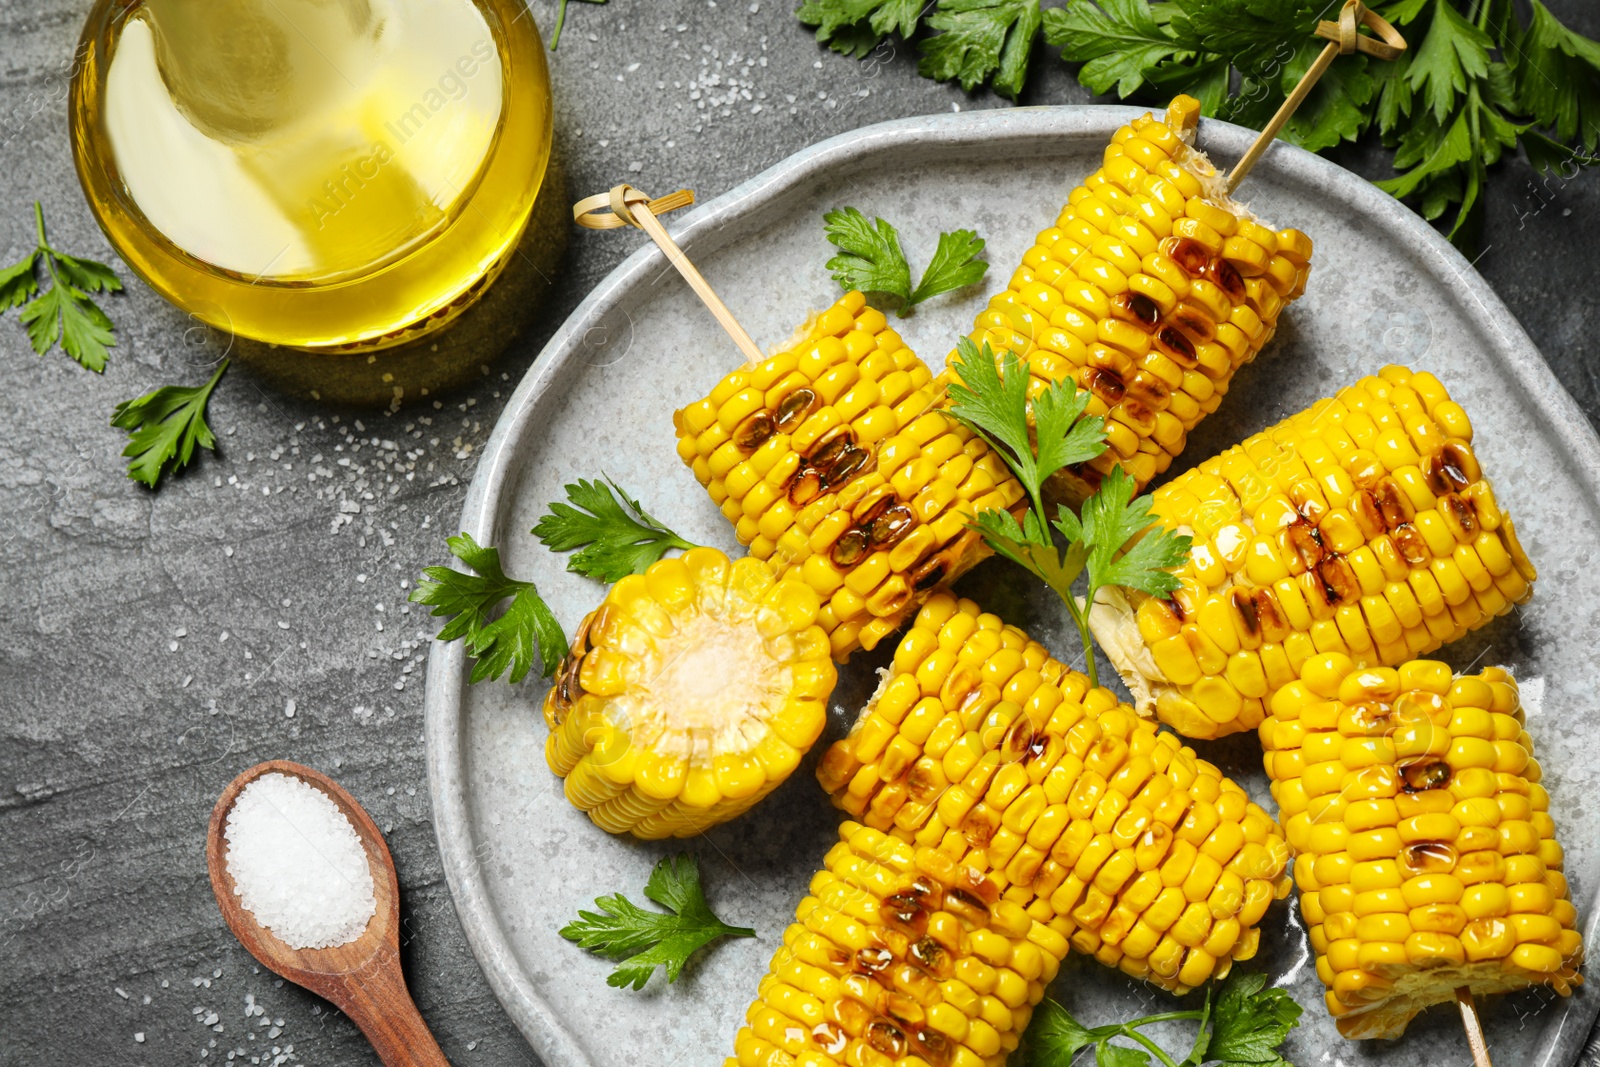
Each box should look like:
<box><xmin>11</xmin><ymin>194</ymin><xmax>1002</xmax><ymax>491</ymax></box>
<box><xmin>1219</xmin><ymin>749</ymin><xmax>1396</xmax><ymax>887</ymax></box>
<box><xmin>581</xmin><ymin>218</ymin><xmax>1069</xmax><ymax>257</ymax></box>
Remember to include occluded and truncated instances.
<box><xmin>940</xmin><ymin>97</ymin><xmax>1311</xmax><ymax>511</ymax></box>
<box><xmin>808</xmin><ymin>593</ymin><xmax>1291</xmax><ymax>1011</ymax></box>
<box><xmin>544</xmin><ymin>549</ymin><xmax>835</xmax><ymax>839</ymax></box>
<box><xmin>1258</xmin><ymin>653</ymin><xmax>1582</xmax><ymax>1040</ymax></box>
<box><xmin>677</xmin><ymin>292</ymin><xmax>1026</xmax><ymax>662</ymax></box>
<box><xmin>1090</xmin><ymin>368</ymin><xmax>1534</xmax><ymax>739</ymax></box>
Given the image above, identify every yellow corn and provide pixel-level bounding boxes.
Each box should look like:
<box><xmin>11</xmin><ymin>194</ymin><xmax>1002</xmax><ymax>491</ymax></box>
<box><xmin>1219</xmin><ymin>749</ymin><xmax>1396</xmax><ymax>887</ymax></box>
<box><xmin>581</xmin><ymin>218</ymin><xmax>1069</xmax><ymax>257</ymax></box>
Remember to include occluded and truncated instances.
<box><xmin>1090</xmin><ymin>365</ymin><xmax>1536</xmax><ymax>740</ymax></box>
<box><xmin>674</xmin><ymin>291</ymin><xmax>1026</xmax><ymax>661</ymax></box>
<box><xmin>542</xmin><ymin>548</ymin><xmax>836</xmax><ymax>838</ymax></box>
<box><xmin>955</xmin><ymin>96</ymin><xmax>1313</xmax><ymax>506</ymax></box>
<box><xmin>810</xmin><ymin>594</ymin><xmax>1290</xmax><ymax>998</ymax></box>
<box><xmin>1263</xmin><ymin>654</ymin><xmax>1582</xmax><ymax>1039</ymax></box>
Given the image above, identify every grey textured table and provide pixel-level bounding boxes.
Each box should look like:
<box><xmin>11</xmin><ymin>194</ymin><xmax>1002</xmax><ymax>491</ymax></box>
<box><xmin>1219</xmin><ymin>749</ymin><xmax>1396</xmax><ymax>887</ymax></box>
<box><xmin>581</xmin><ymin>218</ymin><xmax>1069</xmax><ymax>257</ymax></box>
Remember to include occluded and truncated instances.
<box><xmin>1</xmin><ymin>2</ymin><xmax>1597</xmax><ymax>1066</ymax></box>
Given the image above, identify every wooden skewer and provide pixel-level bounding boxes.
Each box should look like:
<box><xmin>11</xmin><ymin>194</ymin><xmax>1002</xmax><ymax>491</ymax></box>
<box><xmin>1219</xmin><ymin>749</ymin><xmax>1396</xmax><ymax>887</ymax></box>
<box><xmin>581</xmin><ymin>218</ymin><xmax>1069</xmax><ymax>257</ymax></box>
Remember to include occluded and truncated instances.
<box><xmin>1456</xmin><ymin>986</ymin><xmax>1494</xmax><ymax>1067</ymax></box>
<box><xmin>1226</xmin><ymin>0</ymin><xmax>1407</xmax><ymax>192</ymax></box>
<box><xmin>574</xmin><ymin>184</ymin><xmax>766</xmax><ymax>366</ymax></box>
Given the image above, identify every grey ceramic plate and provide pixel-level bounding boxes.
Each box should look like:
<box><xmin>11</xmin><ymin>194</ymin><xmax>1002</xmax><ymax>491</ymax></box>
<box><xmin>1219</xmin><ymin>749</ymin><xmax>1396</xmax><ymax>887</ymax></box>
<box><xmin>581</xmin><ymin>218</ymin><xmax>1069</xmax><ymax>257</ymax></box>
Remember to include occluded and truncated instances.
<box><xmin>425</xmin><ymin>107</ymin><xmax>1600</xmax><ymax>1067</ymax></box>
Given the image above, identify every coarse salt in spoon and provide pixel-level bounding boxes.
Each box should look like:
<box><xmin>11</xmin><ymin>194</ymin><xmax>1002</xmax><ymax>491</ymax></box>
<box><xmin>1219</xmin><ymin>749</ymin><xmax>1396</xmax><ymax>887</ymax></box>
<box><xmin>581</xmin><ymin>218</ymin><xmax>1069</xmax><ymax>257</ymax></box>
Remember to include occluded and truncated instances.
<box><xmin>207</xmin><ymin>760</ymin><xmax>449</xmax><ymax>1067</ymax></box>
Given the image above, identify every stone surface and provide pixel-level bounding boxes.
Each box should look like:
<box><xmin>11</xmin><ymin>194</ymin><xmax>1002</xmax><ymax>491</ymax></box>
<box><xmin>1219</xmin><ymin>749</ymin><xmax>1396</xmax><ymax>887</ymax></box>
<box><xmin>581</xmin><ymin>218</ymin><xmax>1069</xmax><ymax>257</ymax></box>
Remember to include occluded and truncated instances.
<box><xmin>0</xmin><ymin>1</ymin><xmax>1597</xmax><ymax>1066</ymax></box>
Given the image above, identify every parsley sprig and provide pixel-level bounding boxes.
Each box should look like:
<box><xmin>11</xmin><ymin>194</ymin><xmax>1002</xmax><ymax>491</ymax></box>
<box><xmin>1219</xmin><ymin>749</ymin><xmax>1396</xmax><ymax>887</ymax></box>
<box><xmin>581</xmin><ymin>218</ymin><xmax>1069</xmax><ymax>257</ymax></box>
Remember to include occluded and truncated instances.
<box><xmin>823</xmin><ymin>207</ymin><xmax>988</xmax><ymax>316</ymax></box>
<box><xmin>533</xmin><ymin>477</ymin><xmax>696</xmax><ymax>583</ymax></box>
<box><xmin>111</xmin><ymin>359</ymin><xmax>230</xmax><ymax>487</ymax></box>
<box><xmin>1024</xmin><ymin>969</ymin><xmax>1302</xmax><ymax>1067</ymax></box>
<box><xmin>411</xmin><ymin>532</ymin><xmax>569</xmax><ymax>684</ymax></box>
<box><xmin>420</xmin><ymin>480</ymin><xmax>696</xmax><ymax>683</ymax></box>
<box><xmin>3</xmin><ymin>202</ymin><xmax>122</xmax><ymax>371</ymax></box>
<box><xmin>946</xmin><ymin>339</ymin><xmax>1189</xmax><ymax>688</ymax></box>
<box><xmin>560</xmin><ymin>854</ymin><xmax>756</xmax><ymax>990</ymax></box>
<box><xmin>800</xmin><ymin>0</ymin><xmax>1600</xmax><ymax>250</ymax></box>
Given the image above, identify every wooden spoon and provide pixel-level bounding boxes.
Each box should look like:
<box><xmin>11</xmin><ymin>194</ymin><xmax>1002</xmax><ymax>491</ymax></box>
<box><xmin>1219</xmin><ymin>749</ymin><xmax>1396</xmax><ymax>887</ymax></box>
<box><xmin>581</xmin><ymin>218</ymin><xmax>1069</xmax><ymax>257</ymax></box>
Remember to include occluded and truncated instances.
<box><xmin>207</xmin><ymin>759</ymin><xmax>450</xmax><ymax>1067</ymax></box>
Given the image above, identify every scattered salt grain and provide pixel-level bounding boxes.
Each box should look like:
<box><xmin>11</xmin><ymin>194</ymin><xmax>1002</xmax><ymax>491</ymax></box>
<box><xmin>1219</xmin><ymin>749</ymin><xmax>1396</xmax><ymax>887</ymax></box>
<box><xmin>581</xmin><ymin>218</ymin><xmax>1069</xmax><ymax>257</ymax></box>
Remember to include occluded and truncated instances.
<box><xmin>224</xmin><ymin>773</ymin><xmax>376</xmax><ymax>949</ymax></box>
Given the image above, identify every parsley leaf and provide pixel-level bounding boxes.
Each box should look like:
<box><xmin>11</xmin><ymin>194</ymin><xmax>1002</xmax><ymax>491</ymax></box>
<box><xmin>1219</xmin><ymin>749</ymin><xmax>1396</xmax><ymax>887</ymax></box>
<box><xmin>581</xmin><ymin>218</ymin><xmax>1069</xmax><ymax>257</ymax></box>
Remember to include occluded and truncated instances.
<box><xmin>1022</xmin><ymin>998</ymin><xmax>1104</xmax><ymax>1066</ymax></box>
<box><xmin>797</xmin><ymin>0</ymin><xmax>925</xmax><ymax>57</ymax></box>
<box><xmin>910</xmin><ymin>228</ymin><xmax>990</xmax><ymax>304</ymax></box>
<box><xmin>919</xmin><ymin>0</ymin><xmax>1044</xmax><ymax>100</ymax></box>
<box><xmin>1076</xmin><ymin>465</ymin><xmax>1189</xmax><ymax>598</ymax></box>
<box><xmin>560</xmin><ymin>854</ymin><xmax>756</xmax><ymax>990</ymax></box>
<box><xmin>823</xmin><ymin>207</ymin><xmax>913</xmax><ymax>304</ymax></box>
<box><xmin>1022</xmin><ymin>970</ymin><xmax>1298</xmax><ymax>1067</ymax></box>
<box><xmin>1045</xmin><ymin>0</ymin><xmax>1191</xmax><ymax>97</ymax></box>
<box><xmin>946</xmin><ymin>339</ymin><xmax>1105</xmax><ymax>512</ymax></box>
<box><xmin>1095</xmin><ymin>1044</ymin><xmax>1151</xmax><ymax>1067</ymax></box>
<box><xmin>1517</xmin><ymin>0</ymin><xmax>1600</xmax><ymax>151</ymax></box>
<box><xmin>823</xmin><ymin>208</ymin><xmax>989</xmax><ymax>315</ymax></box>
<box><xmin>548</xmin><ymin>0</ymin><xmax>606</xmax><ymax>51</ymax></box>
<box><xmin>411</xmin><ymin>533</ymin><xmax>568</xmax><ymax>684</ymax></box>
<box><xmin>110</xmin><ymin>359</ymin><xmax>229</xmax><ymax>488</ymax></box>
<box><xmin>4</xmin><ymin>202</ymin><xmax>122</xmax><ymax>372</ymax></box>
<box><xmin>1204</xmin><ymin>969</ymin><xmax>1303</xmax><ymax>1065</ymax></box>
<box><xmin>532</xmin><ymin>477</ymin><xmax>696</xmax><ymax>583</ymax></box>
<box><xmin>1406</xmin><ymin>0</ymin><xmax>1492</xmax><ymax>123</ymax></box>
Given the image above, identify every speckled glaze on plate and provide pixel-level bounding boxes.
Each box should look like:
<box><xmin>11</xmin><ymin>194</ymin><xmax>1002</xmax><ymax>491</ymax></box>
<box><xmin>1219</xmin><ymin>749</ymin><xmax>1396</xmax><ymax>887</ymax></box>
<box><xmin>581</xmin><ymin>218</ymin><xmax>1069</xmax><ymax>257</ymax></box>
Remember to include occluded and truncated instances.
<box><xmin>424</xmin><ymin>107</ymin><xmax>1600</xmax><ymax>1067</ymax></box>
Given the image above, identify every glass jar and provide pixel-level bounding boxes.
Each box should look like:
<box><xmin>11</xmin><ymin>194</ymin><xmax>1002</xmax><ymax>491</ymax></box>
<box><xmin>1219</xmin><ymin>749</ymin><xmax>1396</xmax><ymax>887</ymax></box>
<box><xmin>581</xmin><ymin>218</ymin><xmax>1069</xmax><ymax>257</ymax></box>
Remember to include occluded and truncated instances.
<box><xmin>69</xmin><ymin>0</ymin><xmax>553</xmax><ymax>356</ymax></box>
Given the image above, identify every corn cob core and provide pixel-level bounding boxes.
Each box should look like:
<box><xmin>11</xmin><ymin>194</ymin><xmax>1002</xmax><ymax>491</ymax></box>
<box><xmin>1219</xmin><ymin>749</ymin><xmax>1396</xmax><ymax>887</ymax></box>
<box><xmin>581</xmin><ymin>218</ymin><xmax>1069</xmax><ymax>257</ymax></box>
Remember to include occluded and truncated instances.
<box><xmin>674</xmin><ymin>291</ymin><xmax>1027</xmax><ymax>661</ymax></box>
<box><xmin>959</xmin><ymin>96</ymin><xmax>1313</xmax><ymax>507</ymax></box>
<box><xmin>810</xmin><ymin>593</ymin><xmax>1292</xmax><ymax>999</ymax></box>
<box><xmin>1263</xmin><ymin>653</ymin><xmax>1582</xmax><ymax>1039</ymax></box>
<box><xmin>1090</xmin><ymin>366</ymin><xmax>1537</xmax><ymax>741</ymax></box>
<box><xmin>542</xmin><ymin>548</ymin><xmax>836</xmax><ymax>839</ymax></box>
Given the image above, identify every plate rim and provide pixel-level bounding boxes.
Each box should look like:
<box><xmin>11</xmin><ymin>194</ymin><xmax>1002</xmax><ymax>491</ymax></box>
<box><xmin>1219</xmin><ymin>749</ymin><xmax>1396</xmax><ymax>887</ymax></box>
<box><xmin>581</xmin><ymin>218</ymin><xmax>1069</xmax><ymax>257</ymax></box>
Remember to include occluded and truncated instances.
<box><xmin>424</xmin><ymin>104</ymin><xmax>1600</xmax><ymax>1067</ymax></box>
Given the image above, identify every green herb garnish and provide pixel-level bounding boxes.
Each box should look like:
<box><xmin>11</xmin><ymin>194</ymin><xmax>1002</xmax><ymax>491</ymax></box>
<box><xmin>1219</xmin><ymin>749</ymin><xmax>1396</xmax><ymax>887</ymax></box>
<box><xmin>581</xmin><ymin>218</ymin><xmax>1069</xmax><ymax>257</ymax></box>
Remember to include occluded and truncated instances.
<box><xmin>411</xmin><ymin>533</ymin><xmax>569</xmax><ymax>684</ymax></box>
<box><xmin>560</xmin><ymin>854</ymin><xmax>756</xmax><ymax>990</ymax></box>
<box><xmin>946</xmin><ymin>339</ymin><xmax>1190</xmax><ymax>688</ymax></box>
<box><xmin>533</xmin><ymin>477</ymin><xmax>696</xmax><ymax>584</ymax></box>
<box><xmin>111</xmin><ymin>359</ymin><xmax>229</xmax><ymax>487</ymax></box>
<box><xmin>920</xmin><ymin>0</ymin><xmax>1045</xmax><ymax>100</ymax></box>
<box><xmin>798</xmin><ymin>0</ymin><xmax>928</xmax><ymax>58</ymax></box>
<box><xmin>800</xmin><ymin>0</ymin><xmax>1600</xmax><ymax>249</ymax></box>
<box><xmin>3</xmin><ymin>202</ymin><xmax>122</xmax><ymax>371</ymax></box>
<box><xmin>1024</xmin><ymin>969</ymin><xmax>1302</xmax><ymax>1067</ymax></box>
<box><xmin>823</xmin><ymin>207</ymin><xmax>988</xmax><ymax>316</ymax></box>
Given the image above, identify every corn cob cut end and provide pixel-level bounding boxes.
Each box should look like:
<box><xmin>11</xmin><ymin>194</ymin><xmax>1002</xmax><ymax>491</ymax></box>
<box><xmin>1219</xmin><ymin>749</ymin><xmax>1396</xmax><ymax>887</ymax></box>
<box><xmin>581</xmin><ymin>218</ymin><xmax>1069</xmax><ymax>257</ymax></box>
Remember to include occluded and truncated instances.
<box><xmin>1089</xmin><ymin>366</ymin><xmax>1536</xmax><ymax>741</ymax></box>
<box><xmin>542</xmin><ymin>548</ymin><xmax>837</xmax><ymax>838</ymax></box>
<box><xmin>956</xmin><ymin>96</ymin><xmax>1314</xmax><ymax>509</ymax></box>
<box><xmin>674</xmin><ymin>291</ymin><xmax>1026</xmax><ymax>663</ymax></box>
<box><xmin>811</xmin><ymin>593</ymin><xmax>1293</xmax><ymax>1003</ymax></box>
<box><xmin>1263</xmin><ymin>654</ymin><xmax>1582</xmax><ymax>1039</ymax></box>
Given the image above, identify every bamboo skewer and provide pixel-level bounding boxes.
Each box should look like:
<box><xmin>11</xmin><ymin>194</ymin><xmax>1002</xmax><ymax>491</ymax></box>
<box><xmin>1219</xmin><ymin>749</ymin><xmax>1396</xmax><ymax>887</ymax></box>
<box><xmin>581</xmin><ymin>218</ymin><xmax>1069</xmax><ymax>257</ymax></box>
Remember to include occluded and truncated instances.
<box><xmin>574</xmin><ymin>184</ymin><xmax>765</xmax><ymax>366</ymax></box>
<box><xmin>1456</xmin><ymin>986</ymin><xmax>1494</xmax><ymax>1067</ymax></box>
<box><xmin>1226</xmin><ymin>0</ymin><xmax>1407</xmax><ymax>192</ymax></box>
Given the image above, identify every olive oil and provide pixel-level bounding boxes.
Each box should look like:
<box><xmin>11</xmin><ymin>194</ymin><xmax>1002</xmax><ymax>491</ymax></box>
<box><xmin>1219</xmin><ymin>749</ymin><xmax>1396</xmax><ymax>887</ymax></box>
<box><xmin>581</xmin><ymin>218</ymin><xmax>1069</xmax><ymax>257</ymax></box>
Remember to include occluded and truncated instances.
<box><xmin>70</xmin><ymin>0</ymin><xmax>552</xmax><ymax>352</ymax></box>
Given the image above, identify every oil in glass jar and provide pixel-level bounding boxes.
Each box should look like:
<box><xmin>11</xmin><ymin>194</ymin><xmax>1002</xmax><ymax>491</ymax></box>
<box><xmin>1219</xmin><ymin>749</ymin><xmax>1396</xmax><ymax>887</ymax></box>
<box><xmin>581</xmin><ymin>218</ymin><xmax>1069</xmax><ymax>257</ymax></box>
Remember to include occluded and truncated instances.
<box><xmin>69</xmin><ymin>0</ymin><xmax>553</xmax><ymax>356</ymax></box>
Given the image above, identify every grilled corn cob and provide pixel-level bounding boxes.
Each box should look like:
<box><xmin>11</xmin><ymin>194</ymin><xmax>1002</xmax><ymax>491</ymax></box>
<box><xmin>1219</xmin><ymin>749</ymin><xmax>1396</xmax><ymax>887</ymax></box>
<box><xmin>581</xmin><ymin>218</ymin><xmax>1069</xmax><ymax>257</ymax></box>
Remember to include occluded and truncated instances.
<box><xmin>1090</xmin><ymin>365</ymin><xmax>1536</xmax><ymax>740</ymax></box>
<box><xmin>812</xmin><ymin>594</ymin><xmax>1291</xmax><ymax>997</ymax></box>
<box><xmin>959</xmin><ymin>96</ymin><xmax>1313</xmax><ymax>506</ymax></box>
<box><xmin>674</xmin><ymin>291</ymin><xmax>1026</xmax><ymax>660</ymax></box>
<box><xmin>1263</xmin><ymin>653</ymin><xmax>1583</xmax><ymax>1039</ymax></box>
<box><xmin>542</xmin><ymin>548</ymin><xmax>835</xmax><ymax>838</ymax></box>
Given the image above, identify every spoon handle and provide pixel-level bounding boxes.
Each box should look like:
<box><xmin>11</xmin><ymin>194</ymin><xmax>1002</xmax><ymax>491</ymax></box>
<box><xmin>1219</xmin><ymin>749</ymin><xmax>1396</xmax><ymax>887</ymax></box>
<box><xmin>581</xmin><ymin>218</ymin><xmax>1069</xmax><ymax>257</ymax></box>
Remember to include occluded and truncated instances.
<box><xmin>329</xmin><ymin>960</ymin><xmax>451</xmax><ymax>1067</ymax></box>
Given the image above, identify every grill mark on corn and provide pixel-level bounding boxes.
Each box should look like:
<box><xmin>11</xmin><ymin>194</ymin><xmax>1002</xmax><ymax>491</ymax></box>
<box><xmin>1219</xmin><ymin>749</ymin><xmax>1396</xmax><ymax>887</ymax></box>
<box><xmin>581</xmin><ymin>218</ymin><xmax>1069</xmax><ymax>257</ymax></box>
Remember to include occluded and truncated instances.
<box><xmin>1090</xmin><ymin>367</ymin><xmax>1537</xmax><ymax>740</ymax></box>
<box><xmin>1260</xmin><ymin>654</ymin><xmax>1583</xmax><ymax>1039</ymax></box>
<box><xmin>768</xmin><ymin>587</ymin><xmax>1297</xmax><ymax>1067</ymax></box>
